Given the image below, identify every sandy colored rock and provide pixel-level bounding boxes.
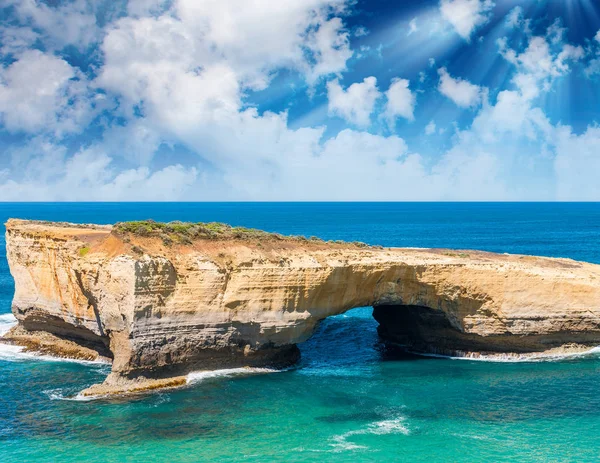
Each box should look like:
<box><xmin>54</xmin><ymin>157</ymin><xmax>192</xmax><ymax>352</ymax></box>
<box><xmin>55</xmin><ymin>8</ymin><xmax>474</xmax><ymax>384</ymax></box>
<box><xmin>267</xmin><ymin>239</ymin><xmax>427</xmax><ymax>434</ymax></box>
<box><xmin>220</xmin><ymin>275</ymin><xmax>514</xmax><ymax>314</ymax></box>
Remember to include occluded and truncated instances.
<box><xmin>3</xmin><ymin>219</ymin><xmax>600</xmax><ymax>395</ymax></box>
<box><xmin>80</xmin><ymin>374</ymin><xmax>187</xmax><ymax>397</ymax></box>
<box><xmin>2</xmin><ymin>324</ymin><xmax>109</xmax><ymax>361</ymax></box>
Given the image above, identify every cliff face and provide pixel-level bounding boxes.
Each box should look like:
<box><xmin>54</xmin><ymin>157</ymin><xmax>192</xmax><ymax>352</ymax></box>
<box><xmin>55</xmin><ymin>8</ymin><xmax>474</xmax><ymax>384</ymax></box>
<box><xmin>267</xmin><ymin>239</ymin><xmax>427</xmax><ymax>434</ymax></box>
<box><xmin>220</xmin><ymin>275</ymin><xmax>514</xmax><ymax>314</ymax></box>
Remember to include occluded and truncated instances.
<box><xmin>4</xmin><ymin>219</ymin><xmax>600</xmax><ymax>395</ymax></box>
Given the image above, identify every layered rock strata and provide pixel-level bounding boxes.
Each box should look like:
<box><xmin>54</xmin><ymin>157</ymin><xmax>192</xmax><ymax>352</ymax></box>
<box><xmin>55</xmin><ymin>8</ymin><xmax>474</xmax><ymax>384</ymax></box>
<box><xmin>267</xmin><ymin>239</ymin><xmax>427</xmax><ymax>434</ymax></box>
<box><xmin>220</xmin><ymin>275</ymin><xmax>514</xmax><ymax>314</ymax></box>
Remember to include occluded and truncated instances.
<box><xmin>3</xmin><ymin>219</ymin><xmax>600</xmax><ymax>395</ymax></box>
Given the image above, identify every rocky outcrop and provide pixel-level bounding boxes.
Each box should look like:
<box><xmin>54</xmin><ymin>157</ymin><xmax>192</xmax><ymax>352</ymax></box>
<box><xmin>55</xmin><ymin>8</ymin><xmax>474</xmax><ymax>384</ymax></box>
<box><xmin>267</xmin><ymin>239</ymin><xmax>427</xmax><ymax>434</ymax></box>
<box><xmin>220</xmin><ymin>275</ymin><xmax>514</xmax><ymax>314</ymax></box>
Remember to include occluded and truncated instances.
<box><xmin>3</xmin><ymin>219</ymin><xmax>600</xmax><ymax>395</ymax></box>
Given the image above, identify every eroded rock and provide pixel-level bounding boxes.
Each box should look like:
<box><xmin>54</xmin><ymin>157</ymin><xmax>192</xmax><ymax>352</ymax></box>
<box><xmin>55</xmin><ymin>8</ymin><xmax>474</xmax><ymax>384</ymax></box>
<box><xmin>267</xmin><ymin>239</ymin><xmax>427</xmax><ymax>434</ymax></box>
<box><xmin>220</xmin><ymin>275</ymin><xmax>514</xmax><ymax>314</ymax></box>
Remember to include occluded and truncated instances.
<box><xmin>3</xmin><ymin>219</ymin><xmax>600</xmax><ymax>395</ymax></box>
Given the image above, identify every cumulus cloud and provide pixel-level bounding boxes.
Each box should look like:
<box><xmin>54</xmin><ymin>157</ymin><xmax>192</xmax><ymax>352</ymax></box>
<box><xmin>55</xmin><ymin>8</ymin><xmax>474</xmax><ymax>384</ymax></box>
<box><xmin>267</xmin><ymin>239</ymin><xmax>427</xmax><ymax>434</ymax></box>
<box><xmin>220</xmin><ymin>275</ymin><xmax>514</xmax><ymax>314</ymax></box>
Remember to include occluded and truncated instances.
<box><xmin>93</xmin><ymin>0</ymin><xmax>358</xmax><ymax>168</ymax></box>
<box><xmin>440</xmin><ymin>0</ymin><xmax>495</xmax><ymax>41</ymax></box>
<box><xmin>437</xmin><ymin>67</ymin><xmax>483</xmax><ymax>108</ymax></box>
<box><xmin>425</xmin><ymin>121</ymin><xmax>436</xmax><ymax>135</ymax></box>
<box><xmin>127</xmin><ymin>0</ymin><xmax>171</xmax><ymax>17</ymax></box>
<box><xmin>0</xmin><ymin>49</ymin><xmax>98</xmax><ymax>135</ymax></box>
<box><xmin>0</xmin><ymin>26</ymin><xmax>39</xmax><ymax>55</ymax></box>
<box><xmin>0</xmin><ymin>0</ymin><xmax>364</xmax><ymax>200</ymax></box>
<box><xmin>506</xmin><ymin>6</ymin><xmax>522</xmax><ymax>27</ymax></box>
<box><xmin>304</xmin><ymin>16</ymin><xmax>353</xmax><ymax>85</ymax></box>
<box><xmin>0</xmin><ymin>142</ymin><xmax>198</xmax><ymax>201</ymax></box>
<box><xmin>498</xmin><ymin>32</ymin><xmax>583</xmax><ymax>96</ymax></box>
<box><xmin>505</xmin><ymin>6</ymin><xmax>531</xmax><ymax>34</ymax></box>
<box><xmin>499</xmin><ymin>36</ymin><xmax>583</xmax><ymax>80</ymax></box>
<box><xmin>4</xmin><ymin>0</ymin><xmax>101</xmax><ymax>50</ymax></box>
<box><xmin>327</xmin><ymin>77</ymin><xmax>381</xmax><ymax>127</ymax></box>
<box><xmin>174</xmin><ymin>0</ymin><xmax>352</xmax><ymax>88</ymax></box>
<box><xmin>354</xmin><ymin>26</ymin><xmax>369</xmax><ymax>37</ymax></box>
<box><xmin>0</xmin><ymin>0</ymin><xmax>599</xmax><ymax>201</ymax></box>
<box><xmin>384</xmin><ymin>78</ymin><xmax>416</xmax><ymax>125</ymax></box>
<box><xmin>585</xmin><ymin>29</ymin><xmax>600</xmax><ymax>77</ymax></box>
<box><xmin>102</xmin><ymin>119</ymin><xmax>163</xmax><ymax>166</ymax></box>
<box><xmin>554</xmin><ymin>126</ymin><xmax>600</xmax><ymax>200</ymax></box>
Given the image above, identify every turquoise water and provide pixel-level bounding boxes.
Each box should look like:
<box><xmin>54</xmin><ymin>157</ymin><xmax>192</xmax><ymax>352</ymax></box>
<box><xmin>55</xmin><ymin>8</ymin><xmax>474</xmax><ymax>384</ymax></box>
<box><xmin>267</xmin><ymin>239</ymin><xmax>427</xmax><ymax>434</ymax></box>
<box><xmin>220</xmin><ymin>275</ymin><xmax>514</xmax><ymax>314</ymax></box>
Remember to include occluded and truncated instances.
<box><xmin>1</xmin><ymin>203</ymin><xmax>600</xmax><ymax>462</ymax></box>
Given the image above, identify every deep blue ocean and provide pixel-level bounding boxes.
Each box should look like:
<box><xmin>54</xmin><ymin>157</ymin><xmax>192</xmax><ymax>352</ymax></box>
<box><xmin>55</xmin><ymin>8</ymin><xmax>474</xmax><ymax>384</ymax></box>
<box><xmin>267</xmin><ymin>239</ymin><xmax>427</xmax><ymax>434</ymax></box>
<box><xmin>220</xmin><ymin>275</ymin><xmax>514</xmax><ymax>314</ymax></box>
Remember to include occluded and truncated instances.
<box><xmin>1</xmin><ymin>202</ymin><xmax>600</xmax><ymax>462</ymax></box>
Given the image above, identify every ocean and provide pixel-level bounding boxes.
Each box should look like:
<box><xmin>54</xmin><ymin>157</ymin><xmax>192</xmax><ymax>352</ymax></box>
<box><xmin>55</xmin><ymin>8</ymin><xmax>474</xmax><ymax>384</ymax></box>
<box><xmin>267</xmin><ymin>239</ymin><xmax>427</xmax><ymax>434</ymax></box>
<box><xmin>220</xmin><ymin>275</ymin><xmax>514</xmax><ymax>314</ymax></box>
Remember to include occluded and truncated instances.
<box><xmin>1</xmin><ymin>202</ymin><xmax>600</xmax><ymax>462</ymax></box>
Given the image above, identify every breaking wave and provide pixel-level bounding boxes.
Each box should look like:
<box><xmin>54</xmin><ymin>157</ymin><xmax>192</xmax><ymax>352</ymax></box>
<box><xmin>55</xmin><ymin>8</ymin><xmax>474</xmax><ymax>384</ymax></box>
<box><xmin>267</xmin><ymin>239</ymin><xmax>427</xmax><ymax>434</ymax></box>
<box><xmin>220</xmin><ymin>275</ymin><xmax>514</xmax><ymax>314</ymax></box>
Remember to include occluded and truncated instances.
<box><xmin>330</xmin><ymin>417</ymin><xmax>410</xmax><ymax>451</ymax></box>
<box><xmin>0</xmin><ymin>313</ymin><xmax>109</xmax><ymax>366</ymax></box>
<box><xmin>186</xmin><ymin>366</ymin><xmax>282</xmax><ymax>384</ymax></box>
<box><xmin>411</xmin><ymin>346</ymin><xmax>600</xmax><ymax>363</ymax></box>
<box><xmin>0</xmin><ymin>312</ymin><xmax>17</xmax><ymax>336</ymax></box>
<box><xmin>0</xmin><ymin>343</ymin><xmax>110</xmax><ymax>366</ymax></box>
<box><xmin>44</xmin><ymin>388</ymin><xmax>98</xmax><ymax>402</ymax></box>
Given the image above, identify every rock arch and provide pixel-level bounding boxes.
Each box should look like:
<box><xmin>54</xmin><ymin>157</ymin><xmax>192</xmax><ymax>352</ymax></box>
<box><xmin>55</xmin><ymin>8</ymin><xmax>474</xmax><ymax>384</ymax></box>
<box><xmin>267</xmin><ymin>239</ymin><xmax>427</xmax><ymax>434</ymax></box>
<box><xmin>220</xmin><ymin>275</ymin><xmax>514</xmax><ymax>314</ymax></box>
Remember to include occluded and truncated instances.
<box><xmin>4</xmin><ymin>220</ymin><xmax>600</xmax><ymax>395</ymax></box>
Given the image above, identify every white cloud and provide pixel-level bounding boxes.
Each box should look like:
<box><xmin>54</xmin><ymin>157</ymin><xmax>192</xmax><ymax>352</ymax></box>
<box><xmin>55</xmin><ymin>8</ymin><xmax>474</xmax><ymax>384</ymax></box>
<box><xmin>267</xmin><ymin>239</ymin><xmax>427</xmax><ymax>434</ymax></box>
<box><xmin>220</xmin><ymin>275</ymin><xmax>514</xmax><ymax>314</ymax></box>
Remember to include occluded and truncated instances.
<box><xmin>438</xmin><ymin>67</ymin><xmax>483</xmax><ymax>108</ymax></box>
<box><xmin>427</xmin><ymin>90</ymin><xmax>556</xmax><ymax>200</ymax></box>
<box><xmin>0</xmin><ymin>26</ymin><xmax>39</xmax><ymax>55</ymax></box>
<box><xmin>354</xmin><ymin>26</ymin><xmax>369</xmax><ymax>37</ymax></box>
<box><xmin>505</xmin><ymin>6</ymin><xmax>531</xmax><ymax>35</ymax></box>
<box><xmin>585</xmin><ymin>30</ymin><xmax>600</xmax><ymax>77</ymax></box>
<box><xmin>175</xmin><ymin>0</ymin><xmax>352</xmax><ymax>88</ymax></box>
<box><xmin>512</xmin><ymin>72</ymin><xmax>540</xmax><ymax>100</ymax></box>
<box><xmin>127</xmin><ymin>0</ymin><xmax>171</xmax><ymax>17</ymax></box>
<box><xmin>554</xmin><ymin>126</ymin><xmax>600</xmax><ymax>200</ymax></box>
<box><xmin>503</xmin><ymin>36</ymin><xmax>582</xmax><ymax>79</ymax></box>
<box><xmin>506</xmin><ymin>6</ymin><xmax>522</xmax><ymax>27</ymax></box>
<box><xmin>440</xmin><ymin>0</ymin><xmax>495</xmax><ymax>41</ymax></box>
<box><xmin>102</xmin><ymin>119</ymin><xmax>163</xmax><ymax>165</ymax></box>
<box><xmin>0</xmin><ymin>143</ymin><xmax>198</xmax><ymax>201</ymax></box>
<box><xmin>407</xmin><ymin>18</ymin><xmax>418</xmax><ymax>36</ymax></box>
<box><xmin>384</xmin><ymin>78</ymin><xmax>416</xmax><ymax>125</ymax></box>
<box><xmin>6</xmin><ymin>136</ymin><xmax>69</xmax><ymax>183</ymax></box>
<box><xmin>546</xmin><ymin>18</ymin><xmax>566</xmax><ymax>45</ymax></box>
<box><xmin>585</xmin><ymin>58</ymin><xmax>600</xmax><ymax>77</ymax></box>
<box><xmin>5</xmin><ymin>0</ymin><xmax>101</xmax><ymax>50</ymax></box>
<box><xmin>327</xmin><ymin>77</ymin><xmax>381</xmax><ymax>127</ymax></box>
<box><xmin>304</xmin><ymin>16</ymin><xmax>353</xmax><ymax>84</ymax></box>
<box><xmin>0</xmin><ymin>49</ymin><xmax>97</xmax><ymax>135</ymax></box>
<box><xmin>471</xmin><ymin>89</ymin><xmax>551</xmax><ymax>143</ymax></box>
<box><xmin>425</xmin><ymin>121</ymin><xmax>436</xmax><ymax>135</ymax></box>
<box><xmin>498</xmin><ymin>33</ymin><xmax>583</xmax><ymax>94</ymax></box>
<box><xmin>1</xmin><ymin>0</ymin><xmax>600</xmax><ymax>202</ymax></box>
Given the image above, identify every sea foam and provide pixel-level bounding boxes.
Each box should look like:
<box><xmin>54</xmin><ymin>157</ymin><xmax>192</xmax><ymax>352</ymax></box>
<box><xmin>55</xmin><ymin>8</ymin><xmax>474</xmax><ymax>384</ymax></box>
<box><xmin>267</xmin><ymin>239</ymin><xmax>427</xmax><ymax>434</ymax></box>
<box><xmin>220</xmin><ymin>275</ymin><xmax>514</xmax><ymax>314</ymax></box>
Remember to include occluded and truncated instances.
<box><xmin>330</xmin><ymin>416</ymin><xmax>410</xmax><ymax>452</ymax></box>
<box><xmin>0</xmin><ymin>312</ymin><xmax>17</xmax><ymax>336</ymax></box>
<box><xmin>0</xmin><ymin>341</ymin><xmax>111</xmax><ymax>365</ymax></box>
<box><xmin>0</xmin><ymin>312</ymin><xmax>110</xmax><ymax>365</ymax></box>
<box><xmin>186</xmin><ymin>366</ymin><xmax>281</xmax><ymax>384</ymax></box>
<box><xmin>44</xmin><ymin>388</ymin><xmax>108</xmax><ymax>402</ymax></box>
<box><xmin>412</xmin><ymin>346</ymin><xmax>600</xmax><ymax>363</ymax></box>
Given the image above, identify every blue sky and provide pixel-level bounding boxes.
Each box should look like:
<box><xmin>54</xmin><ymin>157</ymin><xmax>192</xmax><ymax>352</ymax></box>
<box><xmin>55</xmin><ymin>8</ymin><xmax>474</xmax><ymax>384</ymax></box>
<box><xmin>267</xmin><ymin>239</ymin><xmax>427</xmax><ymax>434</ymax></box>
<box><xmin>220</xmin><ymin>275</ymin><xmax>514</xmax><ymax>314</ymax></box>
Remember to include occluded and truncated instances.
<box><xmin>0</xmin><ymin>0</ymin><xmax>599</xmax><ymax>200</ymax></box>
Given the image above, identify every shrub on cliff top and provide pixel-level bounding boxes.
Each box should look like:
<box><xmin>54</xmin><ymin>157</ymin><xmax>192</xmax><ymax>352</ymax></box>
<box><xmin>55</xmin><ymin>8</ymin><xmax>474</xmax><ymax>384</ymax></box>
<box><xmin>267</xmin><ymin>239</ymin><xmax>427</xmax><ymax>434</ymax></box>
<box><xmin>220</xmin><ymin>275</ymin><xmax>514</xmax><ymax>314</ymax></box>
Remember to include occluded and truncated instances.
<box><xmin>113</xmin><ymin>220</ymin><xmax>383</xmax><ymax>249</ymax></box>
<box><xmin>114</xmin><ymin>220</ymin><xmax>288</xmax><ymax>243</ymax></box>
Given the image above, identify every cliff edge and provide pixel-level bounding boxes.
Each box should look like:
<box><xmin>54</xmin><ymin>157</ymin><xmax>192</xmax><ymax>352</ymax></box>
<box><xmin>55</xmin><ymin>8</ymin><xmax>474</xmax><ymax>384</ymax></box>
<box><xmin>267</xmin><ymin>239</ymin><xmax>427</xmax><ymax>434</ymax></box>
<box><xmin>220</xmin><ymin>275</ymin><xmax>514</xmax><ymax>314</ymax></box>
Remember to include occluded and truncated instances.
<box><xmin>3</xmin><ymin>219</ymin><xmax>600</xmax><ymax>396</ymax></box>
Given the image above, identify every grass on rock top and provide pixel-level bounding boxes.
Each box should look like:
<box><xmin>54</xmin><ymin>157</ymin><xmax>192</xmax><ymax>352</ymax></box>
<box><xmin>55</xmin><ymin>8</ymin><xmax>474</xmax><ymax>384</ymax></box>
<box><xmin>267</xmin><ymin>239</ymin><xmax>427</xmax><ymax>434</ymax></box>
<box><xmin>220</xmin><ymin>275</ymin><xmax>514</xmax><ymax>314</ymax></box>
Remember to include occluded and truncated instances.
<box><xmin>113</xmin><ymin>220</ymin><xmax>375</xmax><ymax>248</ymax></box>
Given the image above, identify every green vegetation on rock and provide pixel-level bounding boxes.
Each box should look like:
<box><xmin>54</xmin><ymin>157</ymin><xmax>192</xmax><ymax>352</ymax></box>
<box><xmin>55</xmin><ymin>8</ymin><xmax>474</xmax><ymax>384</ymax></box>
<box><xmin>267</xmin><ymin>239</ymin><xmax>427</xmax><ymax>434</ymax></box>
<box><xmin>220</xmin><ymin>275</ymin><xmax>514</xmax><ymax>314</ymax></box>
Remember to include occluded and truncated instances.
<box><xmin>114</xmin><ymin>220</ymin><xmax>286</xmax><ymax>242</ymax></box>
<box><xmin>112</xmin><ymin>220</ymin><xmax>379</xmax><ymax>249</ymax></box>
<box><xmin>78</xmin><ymin>246</ymin><xmax>90</xmax><ymax>257</ymax></box>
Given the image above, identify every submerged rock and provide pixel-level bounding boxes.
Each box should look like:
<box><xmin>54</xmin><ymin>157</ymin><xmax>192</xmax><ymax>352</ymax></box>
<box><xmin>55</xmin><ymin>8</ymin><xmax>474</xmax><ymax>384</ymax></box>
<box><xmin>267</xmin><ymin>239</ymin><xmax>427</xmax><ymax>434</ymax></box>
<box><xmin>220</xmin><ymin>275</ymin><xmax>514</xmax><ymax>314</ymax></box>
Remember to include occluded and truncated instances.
<box><xmin>3</xmin><ymin>219</ymin><xmax>600</xmax><ymax>395</ymax></box>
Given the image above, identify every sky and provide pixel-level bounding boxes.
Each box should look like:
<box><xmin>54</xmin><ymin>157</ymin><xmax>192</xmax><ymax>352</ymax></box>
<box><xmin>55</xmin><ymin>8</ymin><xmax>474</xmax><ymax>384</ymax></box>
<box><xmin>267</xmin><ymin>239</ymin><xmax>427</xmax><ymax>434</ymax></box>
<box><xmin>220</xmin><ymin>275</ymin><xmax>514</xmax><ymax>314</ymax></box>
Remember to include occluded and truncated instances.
<box><xmin>0</xmin><ymin>0</ymin><xmax>599</xmax><ymax>201</ymax></box>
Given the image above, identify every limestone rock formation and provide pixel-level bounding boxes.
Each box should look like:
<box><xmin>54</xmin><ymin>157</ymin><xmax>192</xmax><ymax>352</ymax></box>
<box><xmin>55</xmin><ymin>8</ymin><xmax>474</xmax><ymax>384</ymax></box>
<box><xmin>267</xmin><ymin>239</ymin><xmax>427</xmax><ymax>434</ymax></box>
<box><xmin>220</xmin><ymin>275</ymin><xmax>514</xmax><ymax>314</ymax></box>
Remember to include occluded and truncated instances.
<box><xmin>3</xmin><ymin>219</ymin><xmax>600</xmax><ymax>395</ymax></box>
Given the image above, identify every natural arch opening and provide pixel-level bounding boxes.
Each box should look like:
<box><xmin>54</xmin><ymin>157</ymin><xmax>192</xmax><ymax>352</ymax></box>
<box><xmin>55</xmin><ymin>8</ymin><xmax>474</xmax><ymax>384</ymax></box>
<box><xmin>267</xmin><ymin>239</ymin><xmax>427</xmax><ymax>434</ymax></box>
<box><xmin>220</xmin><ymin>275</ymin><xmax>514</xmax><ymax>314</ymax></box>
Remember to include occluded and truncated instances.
<box><xmin>372</xmin><ymin>304</ymin><xmax>469</xmax><ymax>356</ymax></box>
<box><xmin>297</xmin><ymin>301</ymin><xmax>583</xmax><ymax>364</ymax></box>
<box><xmin>297</xmin><ymin>306</ymin><xmax>437</xmax><ymax>370</ymax></box>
